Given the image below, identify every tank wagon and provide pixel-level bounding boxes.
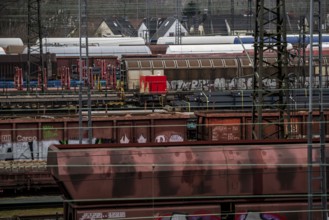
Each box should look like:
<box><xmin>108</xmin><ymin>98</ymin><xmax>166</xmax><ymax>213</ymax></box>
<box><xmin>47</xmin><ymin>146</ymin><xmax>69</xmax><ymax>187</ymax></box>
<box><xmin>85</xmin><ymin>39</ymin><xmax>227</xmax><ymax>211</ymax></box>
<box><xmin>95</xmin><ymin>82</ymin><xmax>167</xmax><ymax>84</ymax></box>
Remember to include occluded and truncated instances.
<box><xmin>47</xmin><ymin>139</ymin><xmax>329</xmax><ymax>220</ymax></box>
<box><xmin>157</xmin><ymin>35</ymin><xmax>237</xmax><ymax>45</ymax></box>
<box><xmin>40</xmin><ymin>37</ymin><xmax>146</xmax><ymax>46</ymax></box>
<box><xmin>25</xmin><ymin>45</ymin><xmax>152</xmax><ymax>59</ymax></box>
<box><xmin>0</xmin><ymin>47</ymin><xmax>5</xmax><ymax>55</ymax></box>
<box><xmin>165</xmin><ymin>44</ymin><xmax>255</xmax><ymax>54</ymax></box>
<box><xmin>165</xmin><ymin>43</ymin><xmax>293</xmax><ymax>55</ymax></box>
<box><xmin>0</xmin><ymin>38</ymin><xmax>24</xmax><ymax>48</ymax></box>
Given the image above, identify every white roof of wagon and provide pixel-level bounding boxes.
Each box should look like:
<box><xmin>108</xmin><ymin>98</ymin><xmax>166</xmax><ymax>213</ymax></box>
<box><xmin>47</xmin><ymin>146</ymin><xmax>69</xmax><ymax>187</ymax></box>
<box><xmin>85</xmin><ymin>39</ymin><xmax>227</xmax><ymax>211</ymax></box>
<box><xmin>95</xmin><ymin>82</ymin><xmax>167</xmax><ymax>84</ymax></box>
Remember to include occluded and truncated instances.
<box><xmin>39</xmin><ymin>37</ymin><xmax>145</xmax><ymax>46</ymax></box>
<box><xmin>23</xmin><ymin>45</ymin><xmax>152</xmax><ymax>58</ymax></box>
<box><xmin>0</xmin><ymin>38</ymin><xmax>24</xmax><ymax>47</ymax></box>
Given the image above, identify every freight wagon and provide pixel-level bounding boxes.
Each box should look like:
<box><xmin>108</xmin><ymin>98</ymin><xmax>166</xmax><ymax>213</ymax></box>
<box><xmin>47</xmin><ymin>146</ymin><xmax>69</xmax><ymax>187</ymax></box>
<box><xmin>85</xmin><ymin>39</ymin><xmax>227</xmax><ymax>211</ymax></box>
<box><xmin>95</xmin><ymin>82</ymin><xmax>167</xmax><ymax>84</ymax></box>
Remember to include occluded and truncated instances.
<box><xmin>0</xmin><ymin>53</ymin><xmax>57</xmax><ymax>83</ymax></box>
<box><xmin>0</xmin><ymin>47</ymin><xmax>5</xmax><ymax>55</ymax></box>
<box><xmin>47</xmin><ymin>139</ymin><xmax>329</xmax><ymax>220</ymax></box>
<box><xmin>165</xmin><ymin>44</ymin><xmax>293</xmax><ymax>54</ymax></box>
<box><xmin>0</xmin><ymin>38</ymin><xmax>24</xmax><ymax>48</ymax></box>
<box><xmin>195</xmin><ymin>110</ymin><xmax>329</xmax><ymax>140</ymax></box>
<box><xmin>0</xmin><ymin>111</ymin><xmax>194</xmax><ymax>161</ymax></box>
<box><xmin>120</xmin><ymin>54</ymin><xmax>306</xmax><ymax>92</ymax></box>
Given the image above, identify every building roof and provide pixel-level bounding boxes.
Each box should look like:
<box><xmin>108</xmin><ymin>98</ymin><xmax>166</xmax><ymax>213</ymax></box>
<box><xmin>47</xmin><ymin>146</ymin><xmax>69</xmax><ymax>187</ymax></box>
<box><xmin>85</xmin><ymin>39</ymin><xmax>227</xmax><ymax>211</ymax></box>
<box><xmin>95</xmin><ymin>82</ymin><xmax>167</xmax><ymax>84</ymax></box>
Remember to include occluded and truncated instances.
<box><xmin>104</xmin><ymin>17</ymin><xmax>137</xmax><ymax>37</ymax></box>
<box><xmin>150</xmin><ymin>17</ymin><xmax>177</xmax><ymax>41</ymax></box>
<box><xmin>139</xmin><ymin>17</ymin><xmax>167</xmax><ymax>39</ymax></box>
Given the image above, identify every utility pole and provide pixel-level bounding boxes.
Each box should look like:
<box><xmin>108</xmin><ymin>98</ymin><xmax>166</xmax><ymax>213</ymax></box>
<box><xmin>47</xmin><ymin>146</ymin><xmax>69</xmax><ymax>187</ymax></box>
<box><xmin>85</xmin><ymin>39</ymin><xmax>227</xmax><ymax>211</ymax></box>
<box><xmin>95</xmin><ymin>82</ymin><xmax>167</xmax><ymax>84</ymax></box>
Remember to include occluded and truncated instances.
<box><xmin>78</xmin><ymin>0</ymin><xmax>93</xmax><ymax>144</ymax></box>
<box><xmin>231</xmin><ymin>0</ymin><xmax>234</xmax><ymax>35</ymax></box>
<box><xmin>298</xmin><ymin>15</ymin><xmax>307</xmax><ymax>88</ymax></box>
<box><xmin>307</xmin><ymin>0</ymin><xmax>327</xmax><ymax>219</ymax></box>
<box><xmin>207</xmin><ymin>0</ymin><xmax>214</xmax><ymax>34</ymax></box>
<box><xmin>27</xmin><ymin>0</ymin><xmax>44</xmax><ymax>92</ymax></box>
<box><xmin>146</xmin><ymin>0</ymin><xmax>149</xmax><ymax>42</ymax></box>
<box><xmin>248</xmin><ymin>0</ymin><xmax>252</xmax><ymax>33</ymax></box>
<box><xmin>252</xmin><ymin>0</ymin><xmax>290</xmax><ymax>139</ymax></box>
<box><xmin>175</xmin><ymin>0</ymin><xmax>181</xmax><ymax>44</ymax></box>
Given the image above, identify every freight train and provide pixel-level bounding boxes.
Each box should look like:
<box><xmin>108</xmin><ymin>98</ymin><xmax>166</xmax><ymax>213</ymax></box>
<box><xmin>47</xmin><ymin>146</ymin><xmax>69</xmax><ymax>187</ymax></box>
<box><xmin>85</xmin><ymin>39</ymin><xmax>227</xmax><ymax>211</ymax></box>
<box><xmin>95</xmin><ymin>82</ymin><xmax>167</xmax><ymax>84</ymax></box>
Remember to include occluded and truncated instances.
<box><xmin>1</xmin><ymin>110</ymin><xmax>328</xmax><ymax>196</ymax></box>
<box><xmin>0</xmin><ymin>38</ymin><xmax>328</xmax><ymax>114</ymax></box>
<box><xmin>2</xmin><ymin>54</ymin><xmax>328</xmax><ymax>91</ymax></box>
<box><xmin>1</xmin><ymin>110</ymin><xmax>329</xmax><ymax>161</ymax></box>
<box><xmin>2</xmin><ymin>52</ymin><xmax>328</xmax><ymax>114</ymax></box>
<box><xmin>47</xmin><ymin>139</ymin><xmax>329</xmax><ymax>220</ymax></box>
<box><xmin>0</xmin><ymin>50</ymin><xmax>322</xmax><ymax>92</ymax></box>
<box><xmin>0</xmin><ymin>35</ymin><xmax>328</xmax><ymax>93</ymax></box>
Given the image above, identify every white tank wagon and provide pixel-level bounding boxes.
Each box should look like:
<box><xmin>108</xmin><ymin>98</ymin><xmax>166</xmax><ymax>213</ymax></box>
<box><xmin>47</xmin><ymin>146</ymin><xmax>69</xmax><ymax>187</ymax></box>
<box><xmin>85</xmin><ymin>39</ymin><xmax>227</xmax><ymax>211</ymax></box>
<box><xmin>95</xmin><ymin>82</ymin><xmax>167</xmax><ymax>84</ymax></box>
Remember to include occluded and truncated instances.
<box><xmin>23</xmin><ymin>45</ymin><xmax>152</xmax><ymax>58</ymax></box>
<box><xmin>166</xmin><ymin>44</ymin><xmax>254</xmax><ymax>54</ymax></box>
<box><xmin>0</xmin><ymin>38</ymin><xmax>24</xmax><ymax>47</ymax></box>
<box><xmin>166</xmin><ymin>44</ymin><xmax>293</xmax><ymax>55</ymax></box>
<box><xmin>38</xmin><ymin>37</ymin><xmax>145</xmax><ymax>46</ymax></box>
<box><xmin>0</xmin><ymin>47</ymin><xmax>6</xmax><ymax>55</ymax></box>
<box><xmin>157</xmin><ymin>36</ymin><xmax>237</xmax><ymax>45</ymax></box>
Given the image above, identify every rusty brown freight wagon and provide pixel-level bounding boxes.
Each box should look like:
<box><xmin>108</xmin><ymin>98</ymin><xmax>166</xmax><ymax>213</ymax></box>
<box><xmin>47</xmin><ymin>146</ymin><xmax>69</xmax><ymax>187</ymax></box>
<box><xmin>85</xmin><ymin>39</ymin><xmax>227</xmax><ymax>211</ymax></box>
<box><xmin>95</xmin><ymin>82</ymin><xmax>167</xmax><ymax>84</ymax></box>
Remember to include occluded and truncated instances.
<box><xmin>0</xmin><ymin>111</ymin><xmax>194</xmax><ymax>161</ymax></box>
<box><xmin>47</xmin><ymin>139</ymin><xmax>328</xmax><ymax>220</ymax></box>
<box><xmin>195</xmin><ymin>110</ymin><xmax>329</xmax><ymax>141</ymax></box>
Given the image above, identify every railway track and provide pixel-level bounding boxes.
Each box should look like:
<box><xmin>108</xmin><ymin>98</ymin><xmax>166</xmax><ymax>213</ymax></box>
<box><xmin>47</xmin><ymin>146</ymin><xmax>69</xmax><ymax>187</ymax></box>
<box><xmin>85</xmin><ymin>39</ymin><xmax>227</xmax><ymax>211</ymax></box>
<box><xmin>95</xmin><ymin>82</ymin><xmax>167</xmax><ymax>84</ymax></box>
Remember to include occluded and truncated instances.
<box><xmin>0</xmin><ymin>90</ymin><xmax>166</xmax><ymax>115</ymax></box>
<box><xmin>2</xmin><ymin>88</ymin><xmax>329</xmax><ymax>115</ymax></box>
<box><xmin>0</xmin><ymin>196</ymin><xmax>63</xmax><ymax>220</ymax></box>
<box><xmin>0</xmin><ymin>213</ymin><xmax>64</xmax><ymax>220</ymax></box>
<box><xmin>0</xmin><ymin>160</ymin><xmax>59</xmax><ymax>196</ymax></box>
<box><xmin>0</xmin><ymin>92</ymin><xmax>128</xmax><ymax>113</ymax></box>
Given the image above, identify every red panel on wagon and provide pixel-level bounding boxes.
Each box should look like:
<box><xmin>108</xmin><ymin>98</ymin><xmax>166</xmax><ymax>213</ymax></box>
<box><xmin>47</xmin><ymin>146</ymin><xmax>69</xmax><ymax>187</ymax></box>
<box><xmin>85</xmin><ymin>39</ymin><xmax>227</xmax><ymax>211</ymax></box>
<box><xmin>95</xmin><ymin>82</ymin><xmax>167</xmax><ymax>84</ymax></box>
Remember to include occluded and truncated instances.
<box><xmin>140</xmin><ymin>75</ymin><xmax>167</xmax><ymax>94</ymax></box>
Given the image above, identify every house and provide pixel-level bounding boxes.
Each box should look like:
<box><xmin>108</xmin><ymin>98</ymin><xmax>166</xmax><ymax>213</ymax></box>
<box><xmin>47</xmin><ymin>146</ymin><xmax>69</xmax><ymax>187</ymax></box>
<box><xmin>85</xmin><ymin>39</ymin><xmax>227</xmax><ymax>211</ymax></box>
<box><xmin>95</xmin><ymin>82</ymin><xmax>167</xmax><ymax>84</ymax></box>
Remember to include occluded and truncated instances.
<box><xmin>150</xmin><ymin>17</ymin><xmax>189</xmax><ymax>43</ymax></box>
<box><xmin>94</xmin><ymin>16</ymin><xmax>137</xmax><ymax>37</ymax></box>
<box><xmin>137</xmin><ymin>17</ymin><xmax>166</xmax><ymax>43</ymax></box>
<box><xmin>198</xmin><ymin>14</ymin><xmax>228</xmax><ymax>35</ymax></box>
